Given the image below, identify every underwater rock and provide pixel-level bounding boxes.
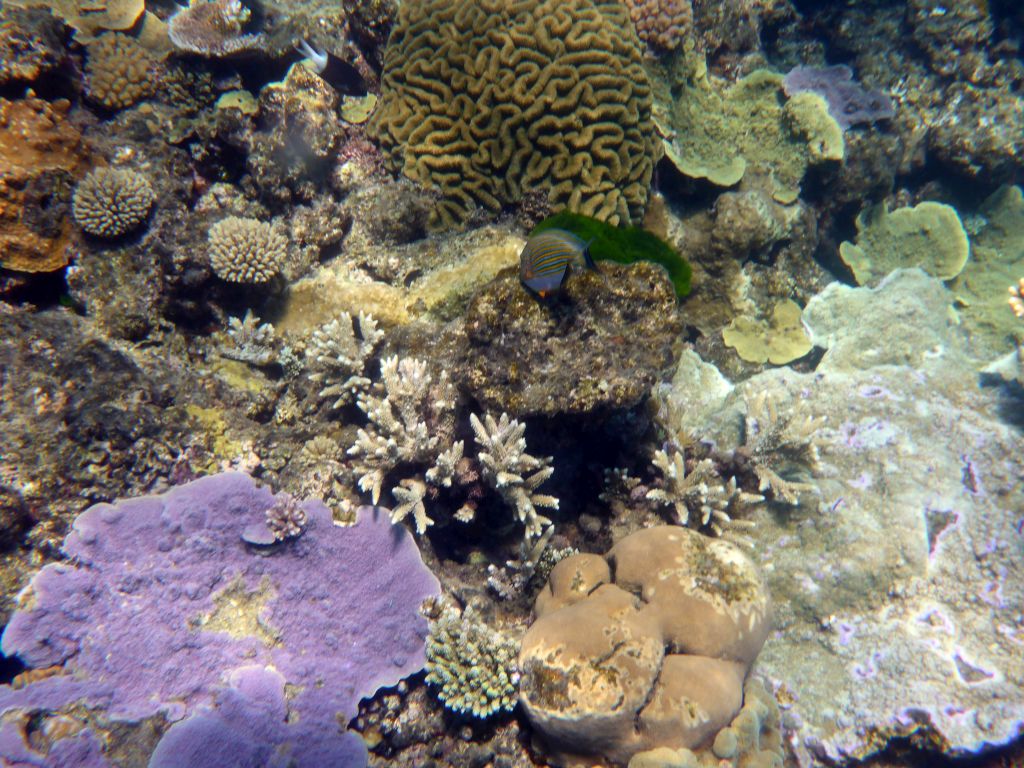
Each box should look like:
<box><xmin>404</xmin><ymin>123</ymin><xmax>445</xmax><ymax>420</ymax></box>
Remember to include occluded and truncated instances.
<box><xmin>519</xmin><ymin>526</ymin><xmax>770</xmax><ymax>767</ymax></box>
<box><xmin>0</xmin><ymin>96</ymin><xmax>85</xmax><ymax>273</ymax></box>
<box><xmin>0</xmin><ymin>474</ymin><xmax>440</xmax><ymax>767</ymax></box>
<box><xmin>367</xmin><ymin>0</ymin><xmax>656</xmax><ymax>229</ymax></box>
<box><xmin>665</xmin><ymin>270</ymin><xmax>1024</xmax><ymax>763</ymax></box>
<box><xmin>453</xmin><ymin>261</ymin><xmax>682</xmax><ymax>419</ymax></box>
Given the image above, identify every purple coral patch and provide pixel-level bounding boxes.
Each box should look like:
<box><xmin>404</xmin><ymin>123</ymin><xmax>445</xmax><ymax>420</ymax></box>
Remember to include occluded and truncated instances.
<box><xmin>0</xmin><ymin>473</ymin><xmax>440</xmax><ymax>767</ymax></box>
<box><xmin>783</xmin><ymin>64</ymin><xmax>895</xmax><ymax>130</ymax></box>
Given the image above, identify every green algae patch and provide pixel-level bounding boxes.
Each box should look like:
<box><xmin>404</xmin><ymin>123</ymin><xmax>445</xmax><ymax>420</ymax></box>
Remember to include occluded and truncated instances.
<box><xmin>950</xmin><ymin>185</ymin><xmax>1024</xmax><ymax>358</ymax></box>
<box><xmin>531</xmin><ymin>211</ymin><xmax>692</xmax><ymax>297</ymax></box>
<box><xmin>839</xmin><ymin>201</ymin><xmax>970</xmax><ymax>286</ymax></box>
<box><xmin>652</xmin><ymin>53</ymin><xmax>843</xmax><ymax>203</ymax></box>
<box><xmin>723</xmin><ymin>299</ymin><xmax>812</xmax><ymax>365</ymax></box>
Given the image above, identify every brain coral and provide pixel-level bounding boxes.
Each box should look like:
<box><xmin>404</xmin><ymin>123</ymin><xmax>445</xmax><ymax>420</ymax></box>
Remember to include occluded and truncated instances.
<box><xmin>367</xmin><ymin>0</ymin><xmax>656</xmax><ymax>229</ymax></box>
<box><xmin>85</xmin><ymin>32</ymin><xmax>155</xmax><ymax>110</ymax></box>
<box><xmin>72</xmin><ymin>167</ymin><xmax>155</xmax><ymax>238</ymax></box>
<box><xmin>207</xmin><ymin>216</ymin><xmax>288</xmax><ymax>284</ymax></box>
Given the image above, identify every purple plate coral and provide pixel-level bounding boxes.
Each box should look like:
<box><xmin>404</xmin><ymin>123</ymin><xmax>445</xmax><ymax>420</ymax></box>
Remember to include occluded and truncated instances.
<box><xmin>0</xmin><ymin>472</ymin><xmax>440</xmax><ymax>767</ymax></box>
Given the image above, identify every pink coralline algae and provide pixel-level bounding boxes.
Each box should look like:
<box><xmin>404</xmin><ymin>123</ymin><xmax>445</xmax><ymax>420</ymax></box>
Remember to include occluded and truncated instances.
<box><xmin>0</xmin><ymin>472</ymin><xmax>440</xmax><ymax>767</ymax></box>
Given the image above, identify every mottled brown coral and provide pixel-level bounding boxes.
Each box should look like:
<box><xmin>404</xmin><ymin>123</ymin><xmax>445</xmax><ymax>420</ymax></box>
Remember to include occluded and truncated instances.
<box><xmin>85</xmin><ymin>32</ymin><xmax>156</xmax><ymax>110</ymax></box>
<box><xmin>625</xmin><ymin>0</ymin><xmax>693</xmax><ymax>51</ymax></box>
<box><xmin>368</xmin><ymin>0</ymin><xmax>656</xmax><ymax>229</ymax></box>
<box><xmin>0</xmin><ymin>97</ymin><xmax>85</xmax><ymax>273</ymax></box>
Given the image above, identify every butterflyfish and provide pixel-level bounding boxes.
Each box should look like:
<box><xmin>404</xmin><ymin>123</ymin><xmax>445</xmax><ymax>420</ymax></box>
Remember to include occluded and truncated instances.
<box><xmin>519</xmin><ymin>229</ymin><xmax>598</xmax><ymax>299</ymax></box>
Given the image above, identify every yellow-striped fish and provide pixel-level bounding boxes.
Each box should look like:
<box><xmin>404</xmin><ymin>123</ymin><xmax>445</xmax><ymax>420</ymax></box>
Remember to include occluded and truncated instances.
<box><xmin>519</xmin><ymin>229</ymin><xmax>598</xmax><ymax>298</ymax></box>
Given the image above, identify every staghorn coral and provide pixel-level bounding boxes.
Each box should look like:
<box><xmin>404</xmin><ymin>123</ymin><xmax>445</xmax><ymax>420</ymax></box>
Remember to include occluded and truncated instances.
<box><xmin>221</xmin><ymin>310</ymin><xmax>276</xmax><ymax>367</ymax></box>
<box><xmin>207</xmin><ymin>216</ymin><xmax>288</xmax><ymax>284</ymax></box>
<box><xmin>425</xmin><ymin>610</ymin><xmax>520</xmax><ymax>719</ymax></box>
<box><xmin>72</xmin><ymin>167</ymin><xmax>155</xmax><ymax>238</ymax></box>
<box><xmin>348</xmin><ymin>356</ymin><xmax>457</xmax><ymax>506</ymax></box>
<box><xmin>85</xmin><ymin>32</ymin><xmax>155</xmax><ymax>110</ymax></box>
<box><xmin>646</xmin><ymin>448</ymin><xmax>761</xmax><ymax>543</ymax></box>
<box><xmin>367</xmin><ymin>0</ymin><xmax>656</xmax><ymax>229</ymax></box>
<box><xmin>168</xmin><ymin>0</ymin><xmax>263</xmax><ymax>57</ymax></box>
<box><xmin>306</xmin><ymin>313</ymin><xmax>383</xmax><ymax>409</ymax></box>
<box><xmin>738</xmin><ymin>391</ymin><xmax>822</xmax><ymax>506</ymax></box>
<box><xmin>470</xmin><ymin>412</ymin><xmax>558</xmax><ymax>540</ymax></box>
<box><xmin>624</xmin><ymin>0</ymin><xmax>693</xmax><ymax>52</ymax></box>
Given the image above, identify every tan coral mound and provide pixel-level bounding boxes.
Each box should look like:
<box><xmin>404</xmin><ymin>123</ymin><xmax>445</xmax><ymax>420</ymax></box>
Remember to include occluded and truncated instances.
<box><xmin>0</xmin><ymin>96</ymin><xmax>85</xmax><ymax>273</ymax></box>
<box><xmin>368</xmin><ymin>0</ymin><xmax>656</xmax><ymax>229</ymax></box>
<box><xmin>208</xmin><ymin>216</ymin><xmax>288</xmax><ymax>284</ymax></box>
<box><xmin>73</xmin><ymin>167</ymin><xmax>155</xmax><ymax>237</ymax></box>
<box><xmin>625</xmin><ymin>0</ymin><xmax>693</xmax><ymax>52</ymax></box>
<box><xmin>520</xmin><ymin>526</ymin><xmax>771</xmax><ymax>767</ymax></box>
<box><xmin>85</xmin><ymin>32</ymin><xmax>156</xmax><ymax>110</ymax></box>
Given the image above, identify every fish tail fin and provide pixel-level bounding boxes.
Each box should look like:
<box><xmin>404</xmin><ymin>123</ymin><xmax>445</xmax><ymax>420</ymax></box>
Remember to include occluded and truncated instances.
<box><xmin>581</xmin><ymin>238</ymin><xmax>598</xmax><ymax>271</ymax></box>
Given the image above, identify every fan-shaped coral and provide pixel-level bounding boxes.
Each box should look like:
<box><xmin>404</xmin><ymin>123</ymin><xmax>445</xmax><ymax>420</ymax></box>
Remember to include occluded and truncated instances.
<box><xmin>207</xmin><ymin>216</ymin><xmax>288</xmax><ymax>284</ymax></box>
<box><xmin>368</xmin><ymin>0</ymin><xmax>656</xmax><ymax>229</ymax></box>
<box><xmin>72</xmin><ymin>167</ymin><xmax>155</xmax><ymax>238</ymax></box>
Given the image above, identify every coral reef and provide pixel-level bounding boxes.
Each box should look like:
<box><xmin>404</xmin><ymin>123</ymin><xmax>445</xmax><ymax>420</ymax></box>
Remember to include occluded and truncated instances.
<box><xmin>471</xmin><ymin>412</ymin><xmax>559</xmax><ymax>540</ymax></box>
<box><xmin>307</xmin><ymin>312</ymin><xmax>384</xmax><ymax>408</ymax></box>
<box><xmin>168</xmin><ymin>0</ymin><xmax>264</xmax><ymax>57</ymax></box>
<box><xmin>368</xmin><ymin>0</ymin><xmax>656</xmax><ymax>229</ymax></box>
<box><xmin>425</xmin><ymin>610</ymin><xmax>520</xmax><ymax>719</ymax></box>
<box><xmin>655</xmin><ymin>53</ymin><xmax>844</xmax><ymax>203</ymax></box>
<box><xmin>0</xmin><ymin>7</ymin><xmax>63</xmax><ymax>85</ymax></box>
<box><xmin>722</xmin><ymin>299</ymin><xmax>812</xmax><ymax>366</ymax></box>
<box><xmin>839</xmin><ymin>201</ymin><xmax>970</xmax><ymax>286</ymax></box>
<box><xmin>519</xmin><ymin>526</ymin><xmax>771</xmax><ymax>766</ymax></box>
<box><xmin>207</xmin><ymin>216</ymin><xmax>288</xmax><ymax>284</ymax></box>
<box><xmin>0</xmin><ymin>96</ymin><xmax>84</xmax><ymax>272</ymax></box>
<box><xmin>624</xmin><ymin>0</ymin><xmax>693</xmax><ymax>52</ymax></box>
<box><xmin>5</xmin><ymin>0</ymin><xmax>144</xmax><ymax>42</ymax></box>
<box><xmin>0</xmin><ymin>474</ymin><xmax>440</xmax><ymax>767</ymax></box>
<box><xmin>454</xmin><ymin>261</ymin><xmax>682</xmax><ymax>418</ymax></box>
<box><xmin>72</xmin><ymin>168</ymin><xmax>155</xmax><ymax>238</ymax></box>
<box><xmin>84</xmin><ymin>32</ymin><xmax>156</xmax><ymax>110</ymax></box>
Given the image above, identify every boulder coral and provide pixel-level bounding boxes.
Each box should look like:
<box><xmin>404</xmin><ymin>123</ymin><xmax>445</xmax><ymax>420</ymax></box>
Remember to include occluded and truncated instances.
<box><xmin>368</xmin><ymin>0</ymin><xmax>656</xmax><ymax>229</ymax></box>
<box><xmin>519</xmin><ymin>526</ymin><xmax>771</xmax><ymax>767</ymax></box>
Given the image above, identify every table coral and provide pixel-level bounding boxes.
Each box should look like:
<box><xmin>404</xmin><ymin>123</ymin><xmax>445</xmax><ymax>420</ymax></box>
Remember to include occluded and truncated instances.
<box><xmin>0</xmin><ymin>96</ymin><xmax>84</xmax><ymax>273</ymax></box>
<box><xmin>655</xmin><ymin>53</ymin><xmax>844</xmax><ymax>204</ymax></box>
<box><xmin>0</xmin><ymin>473</ymin><xmax>440</xmax><ymax>767</ymax></box>
<box><xmin>839</xmin><ymin>200</ymin><xmax>970</xmax><ymax>286</ymax></box>
<box><xmin>519</xmin><ymin>526</ymin><xmax>771</xmax><ymax>767</ymax></box>
<box><xmin>367</xmin><ymin>0</ymin><xmax>656</xmax><ymax>229</ymax></box>
<box><xmin>168</xmin><ymin>0</ymin><xmax>264</xmax><ymax>57</ymax></box>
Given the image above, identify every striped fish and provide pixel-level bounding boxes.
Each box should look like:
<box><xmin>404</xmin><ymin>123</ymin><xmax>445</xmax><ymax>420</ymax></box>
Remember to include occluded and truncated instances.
<box><xmin>519</xmin><ymin>229</ymin><xmax>597</xmax><ymax>298</ymax></box>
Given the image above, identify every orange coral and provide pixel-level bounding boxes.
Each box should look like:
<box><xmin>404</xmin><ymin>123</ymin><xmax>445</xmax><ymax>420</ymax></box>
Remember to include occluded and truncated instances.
<box><xmin>0</xmin><ymin>95</ymin><xmax>87</xmax><ymax>273</ymax></box>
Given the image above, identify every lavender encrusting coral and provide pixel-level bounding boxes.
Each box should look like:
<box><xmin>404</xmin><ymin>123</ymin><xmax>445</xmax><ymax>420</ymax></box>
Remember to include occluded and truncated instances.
<box><xmin>782</xmin><ymin>64</ymin><xmax>895</xmax><ymax>130</ymax></box>
<box><xmin>0</xmin><ymin>473</ymin><xmax>440</xmax><ymax>767</ymax></box>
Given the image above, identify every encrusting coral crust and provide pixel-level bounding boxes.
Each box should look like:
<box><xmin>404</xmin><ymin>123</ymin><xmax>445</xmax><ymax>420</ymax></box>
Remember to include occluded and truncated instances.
<box><xmin>368</xmin><ymin>0</ymin><xmax>656</xmax><ymax>229</ymax></box>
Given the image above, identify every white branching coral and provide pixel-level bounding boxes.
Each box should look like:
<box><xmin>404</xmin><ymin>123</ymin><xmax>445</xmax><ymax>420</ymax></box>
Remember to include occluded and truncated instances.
<box><xmin>222</xmin><ymin>310</ymin><xmax>276</xmax><ymax>366</ymax></box>
<box><xmin>425</xmin><ymin>610</ymin><xmax>520</xmax><ymax>719</ymax></box>
<box><xmin>740</xmin><ymin>391</ymin><xmax>823</xmax><ymax>506</ymax></box>
<box><xmin>391</xmin><ymin>477</ymin><xmax>432</xmax><ymax>534</ymax></box>
<box><xmin>647</xmin><ymin>448</ymin><xmax>761</xmax><ymax>542</ymax></box>
<box><xmin>348</xmin><ymin>356</ymin><xmax>456</xmax><ymax>505</ymax></box>
<box><xmin>426</xmin><ymin>440</ymin><xmax>464</xmax><ymax>488</ymax></box>
<box><xmin>307</xmin><ymin>312</ymin><xmax>384</xmax><ymax>408</ymax></box>
<box><xmin>471</xmin><ymin>412</ymin><xmax>559</xmax><ymax>540</ymax></box>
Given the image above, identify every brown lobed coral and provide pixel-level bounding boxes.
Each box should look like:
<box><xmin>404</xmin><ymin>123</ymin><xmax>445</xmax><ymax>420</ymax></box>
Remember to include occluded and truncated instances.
<box><xmin>0</xmin><ymin>96</ymin><xmax>85</xmax><ymax>273</ymax></box>
<box><xmin>367</xmin><ymin>0</ymin><xmax>656</xmax><ymax>229</ymax></box>
<box><xmin>85</xmin><ymin>32</ymin><xmax>156</xmax><ymax>110</ymax></box>
<box><xmin>624</xmin><ymin>0</ymin><xmax>693</xmax><ymax>52</ymax></box>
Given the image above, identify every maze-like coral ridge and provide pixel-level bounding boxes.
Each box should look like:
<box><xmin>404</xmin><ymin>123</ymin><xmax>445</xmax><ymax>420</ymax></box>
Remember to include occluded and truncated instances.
<box><xmin>368</xmin><ymin>0</ymin><xmax>656</xmax><ymax>229</ymax></box>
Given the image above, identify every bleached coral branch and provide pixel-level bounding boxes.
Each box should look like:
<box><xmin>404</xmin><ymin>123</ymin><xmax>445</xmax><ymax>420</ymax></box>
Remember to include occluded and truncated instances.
<box><xmin>222</xmin><ymin>310</ymin><xmax>276</xmax><ymax>366</ymax></box>
<box><xmin>391</xmin><ymin>477</ymin><xmax>432</xmax><ymax>534</ymax></box>
<box><xmin>426</xmin><ymin>441</ymin><xmax>464</xmax><ymax>488</ymax></box>
<box><xmin>740</xmin><ymin>391</ymin><xmax>822</xmax><ymax>506</ymax></box>
<box><xmin>348</xmin><ymin>356</ymin><xmax>456</xmax><ymax>504</ymax></box>
<box><xmin>471</xmin><ymin>412</ymin><xmax>558</xmax><ymax>540</ymax></box>
<box><xmin>307</xmin><ymin>312</ymin><xmax>383</xmax><ymax>409</ymax></box>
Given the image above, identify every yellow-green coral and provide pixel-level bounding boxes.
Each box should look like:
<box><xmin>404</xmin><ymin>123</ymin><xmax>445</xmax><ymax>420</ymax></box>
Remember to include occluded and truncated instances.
<box><xmin>367</xmin><ymin>0</ymin><xmax>656</xmax><ymax>229</ymax></box>
<box><xmin>654</xmin><ymin>54</ymin><xmax>843</xmax><ymax>204</ymax></box>
<box><xmin>839</xmin><ymin>201</ymin><xmax>970</xmax><ymax>286</ymax></box>
<box><xmin>723</xmin><ymin>299</ymin><xmax>812</xmax><ymax>365</ymax></box>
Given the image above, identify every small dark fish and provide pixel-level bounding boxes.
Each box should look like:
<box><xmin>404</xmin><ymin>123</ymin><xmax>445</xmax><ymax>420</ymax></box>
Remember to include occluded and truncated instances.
<box><xmin>519</xmin><ymin>229</ymin><xmax>597</xmax><ymax>298</ymax></box>
<box><xmin>296</xmin><ymin>40</ymin><xmax>368</xmax><ymax>96</ymax></box>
